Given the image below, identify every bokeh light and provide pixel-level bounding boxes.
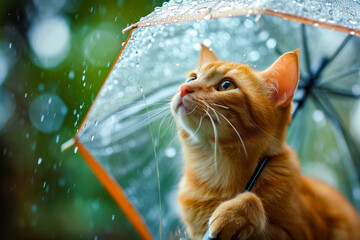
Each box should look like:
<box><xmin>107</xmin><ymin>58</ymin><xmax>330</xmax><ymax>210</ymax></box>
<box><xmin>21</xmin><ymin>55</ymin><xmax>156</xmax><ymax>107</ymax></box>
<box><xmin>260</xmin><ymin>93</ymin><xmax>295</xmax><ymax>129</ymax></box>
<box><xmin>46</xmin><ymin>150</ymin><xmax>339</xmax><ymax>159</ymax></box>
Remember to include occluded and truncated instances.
<box><xmin>28</xmin><ymin>15</ymin><xmax>70</xmax><ymax>69</ymax></box>
<box><xmin>28</xmin><ymin>93</ymin><xmax>68</xmax><ymax>133</ymax></box>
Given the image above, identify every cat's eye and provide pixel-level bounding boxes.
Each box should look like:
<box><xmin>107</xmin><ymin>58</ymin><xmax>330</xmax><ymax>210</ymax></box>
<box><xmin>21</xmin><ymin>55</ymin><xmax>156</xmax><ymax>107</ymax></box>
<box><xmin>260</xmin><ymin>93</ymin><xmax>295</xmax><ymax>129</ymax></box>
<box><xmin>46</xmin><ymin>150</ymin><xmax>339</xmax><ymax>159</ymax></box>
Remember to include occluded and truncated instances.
<box><xmin>186</xmin><ymin>75</ymin><xmax>197</xmax><ymax>83</ymax></box>
<box><xmin>217</xmin><ymin>79</ymin><xmax>237</xmax><ymax>91</ymax></box>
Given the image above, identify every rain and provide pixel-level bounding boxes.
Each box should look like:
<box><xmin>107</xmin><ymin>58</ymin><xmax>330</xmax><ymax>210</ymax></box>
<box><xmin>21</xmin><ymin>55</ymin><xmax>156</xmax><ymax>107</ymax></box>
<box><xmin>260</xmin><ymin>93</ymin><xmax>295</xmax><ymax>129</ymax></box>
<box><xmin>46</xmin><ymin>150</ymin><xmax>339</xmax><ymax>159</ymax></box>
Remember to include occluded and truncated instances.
<box><xmin>1</xmin><ymin>0</ymin><xmax>360</xmax><ymax>239</ymax></box>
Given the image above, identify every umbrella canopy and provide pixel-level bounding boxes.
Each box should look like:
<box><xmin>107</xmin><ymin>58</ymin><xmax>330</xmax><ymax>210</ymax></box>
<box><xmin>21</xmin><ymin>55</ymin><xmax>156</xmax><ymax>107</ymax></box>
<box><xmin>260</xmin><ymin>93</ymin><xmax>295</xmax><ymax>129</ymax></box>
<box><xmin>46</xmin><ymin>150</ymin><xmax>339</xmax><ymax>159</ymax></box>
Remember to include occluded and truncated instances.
<box><xmin>66</xmin><ymin>0</ymin><xmax>360</xmax><ymax>239</ymax></box>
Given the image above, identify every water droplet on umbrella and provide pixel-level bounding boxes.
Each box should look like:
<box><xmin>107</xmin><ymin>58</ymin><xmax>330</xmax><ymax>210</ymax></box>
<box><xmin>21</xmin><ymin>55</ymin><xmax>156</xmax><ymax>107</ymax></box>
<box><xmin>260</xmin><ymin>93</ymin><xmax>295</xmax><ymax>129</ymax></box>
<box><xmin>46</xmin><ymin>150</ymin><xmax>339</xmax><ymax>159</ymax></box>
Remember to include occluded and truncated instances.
<box><xmin>204</xmin><ymin>14</ymin><xmax>212</xmax><ymax>20</ymax></box>
<box><xmin>219</xmin><ymin>6</ymin><xmax>233</xmax><ymax>13</ymax></box>
<box><xmin>348</xmin><ymin>19</ymin><xmax>357</xmax><ymax>25</ymax></box>
<box><xmin>168</xmin><ymin>5</ymin><xmax>179</xmax><ymax>10</ymax></box>
<box><xmin>154</xmin><ymin>7</ymin><xmax>162</xmax><ymax>13</ymax></box>
<box><xmin>198</xmin><ymin>7</ymin><xmax>210</xmax><ymax>15</ymax></box>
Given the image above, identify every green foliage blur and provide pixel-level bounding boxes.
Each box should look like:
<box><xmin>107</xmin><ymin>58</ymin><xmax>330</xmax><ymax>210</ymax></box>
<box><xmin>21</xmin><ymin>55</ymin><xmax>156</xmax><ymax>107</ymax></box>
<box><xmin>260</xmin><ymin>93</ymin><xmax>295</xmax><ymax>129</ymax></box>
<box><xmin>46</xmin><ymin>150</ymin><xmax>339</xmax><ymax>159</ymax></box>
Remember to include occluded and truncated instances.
<box><xmin>0</xmin><ymin>0</ymin><xmax>165</xmax><ymax>239</ymax></box>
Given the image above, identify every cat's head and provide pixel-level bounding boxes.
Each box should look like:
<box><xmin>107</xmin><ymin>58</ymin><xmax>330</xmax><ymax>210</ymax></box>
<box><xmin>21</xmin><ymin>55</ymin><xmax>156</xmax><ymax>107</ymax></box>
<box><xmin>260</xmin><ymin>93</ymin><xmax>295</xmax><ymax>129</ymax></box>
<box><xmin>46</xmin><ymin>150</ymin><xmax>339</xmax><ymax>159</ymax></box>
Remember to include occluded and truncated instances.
<box><xmin>171</xmin><ymin>44</ymin><xmax>299</xmax><ymax>151</ymax></box>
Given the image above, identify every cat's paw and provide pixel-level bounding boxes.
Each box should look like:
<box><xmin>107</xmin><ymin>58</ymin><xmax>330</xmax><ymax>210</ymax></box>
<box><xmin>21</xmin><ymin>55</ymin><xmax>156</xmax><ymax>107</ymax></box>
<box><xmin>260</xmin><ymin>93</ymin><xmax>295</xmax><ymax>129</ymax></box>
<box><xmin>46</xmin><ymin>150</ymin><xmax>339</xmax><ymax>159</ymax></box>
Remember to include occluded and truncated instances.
<box><xmin>208</xmin><ymin>192</ymin><xmax>266</xmax><ymax>240</ymax></box>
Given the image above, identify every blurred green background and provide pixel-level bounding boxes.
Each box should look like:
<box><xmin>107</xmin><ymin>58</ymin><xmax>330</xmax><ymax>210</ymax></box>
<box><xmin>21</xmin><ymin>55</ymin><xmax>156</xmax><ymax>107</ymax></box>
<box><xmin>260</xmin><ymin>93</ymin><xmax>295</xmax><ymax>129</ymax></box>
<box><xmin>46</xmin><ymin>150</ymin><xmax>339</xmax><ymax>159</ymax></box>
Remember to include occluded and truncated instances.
<box><xmin>0</xmin><ymin>0</ymin><xmax>165</xmax><ymax>239</ymax></box>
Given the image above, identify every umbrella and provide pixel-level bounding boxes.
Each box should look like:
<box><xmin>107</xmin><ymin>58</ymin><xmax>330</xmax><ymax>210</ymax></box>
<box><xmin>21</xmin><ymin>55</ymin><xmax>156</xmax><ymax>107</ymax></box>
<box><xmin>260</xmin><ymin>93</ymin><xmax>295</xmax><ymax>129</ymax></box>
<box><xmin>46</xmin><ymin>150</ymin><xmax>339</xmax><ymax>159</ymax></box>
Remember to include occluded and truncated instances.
<box><xmin>62</xmin><ymin>0</ymin><xmax>360</xmax><ymax>239</ymax></box>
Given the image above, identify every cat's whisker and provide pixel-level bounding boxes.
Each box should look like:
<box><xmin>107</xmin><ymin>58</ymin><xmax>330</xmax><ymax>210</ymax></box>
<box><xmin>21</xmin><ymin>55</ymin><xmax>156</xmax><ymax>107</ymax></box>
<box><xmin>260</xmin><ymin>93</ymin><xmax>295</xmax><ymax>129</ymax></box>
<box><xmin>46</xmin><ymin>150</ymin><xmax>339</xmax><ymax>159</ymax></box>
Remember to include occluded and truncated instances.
<box><xmin>161</xmin><ymin>115</ymin><xmax>175</xmax><ymax>138</ymax></box>
<box><xmin>217</xmin><ymin>111</ymin><xmax>248</xmax><ymax>158</ymax></box>
<box><xmin>203</xmin><ymin>108</ymin><xmax>218</xmax><ymax>173</ymax></box>
<box><xmin>206</xmin><ymin>104</ymin><xmax>220</xmax><ymax>123</ymax></box>
<box><xmin>191</xmin><ymin>114</ymin><xmax>206</xmax><ymax>137</ymax></box>
<box><xmin>187</xmin><ymin>105</ymin><xmax>198</xmax><ymax>115</ymax></box>
<box><xmin>253</xmin><ymin>122</ymin><xmax>280</xmax><ymax>143</ymax></box>
<box><xmin>157</xmin><ymin>113</ymin><xmax>173</xmax><ymax>142</ymax></box>
<box><xmin>139</xmin><ymin>107</ymin><xmax>170</xmax><ymax>121</ymax></box>
<box><xmin>212</xmin><ymin>103</ymin><xmax>229</xmax><ymax>110</ymax></box>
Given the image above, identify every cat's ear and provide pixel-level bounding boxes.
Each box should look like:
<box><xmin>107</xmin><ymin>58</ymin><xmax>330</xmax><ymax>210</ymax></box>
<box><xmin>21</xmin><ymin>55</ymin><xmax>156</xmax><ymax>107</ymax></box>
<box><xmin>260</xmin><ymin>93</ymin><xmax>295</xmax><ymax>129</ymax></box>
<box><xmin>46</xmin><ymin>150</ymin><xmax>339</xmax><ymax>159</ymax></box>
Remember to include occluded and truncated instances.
<box><xmin>261</xmin><ymin>49</ymin><xmax>299</xmax><ymax>107</ymax></box>
<box><xmin>199</xmin><ymin>44</ymin><xmax>218</xmax><ymax>67</ymax></box>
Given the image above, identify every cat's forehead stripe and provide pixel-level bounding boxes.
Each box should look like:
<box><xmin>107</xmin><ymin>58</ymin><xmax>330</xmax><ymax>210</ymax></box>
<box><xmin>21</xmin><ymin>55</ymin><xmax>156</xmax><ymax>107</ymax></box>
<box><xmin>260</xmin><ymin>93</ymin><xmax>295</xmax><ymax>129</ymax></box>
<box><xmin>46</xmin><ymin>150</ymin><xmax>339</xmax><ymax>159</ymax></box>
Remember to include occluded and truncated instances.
<box><xmin>200</xmin><ymin>63</ymin><xmax>232</xmax><ymax>81</ymax></box>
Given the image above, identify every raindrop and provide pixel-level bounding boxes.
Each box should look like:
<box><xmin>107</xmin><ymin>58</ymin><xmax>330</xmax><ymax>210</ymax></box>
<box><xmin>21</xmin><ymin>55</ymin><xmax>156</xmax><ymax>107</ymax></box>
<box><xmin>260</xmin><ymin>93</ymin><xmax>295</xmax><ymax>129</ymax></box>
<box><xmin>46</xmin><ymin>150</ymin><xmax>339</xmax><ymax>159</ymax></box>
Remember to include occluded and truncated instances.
<box><xmin>68</xmin><ymin>70</ymin><xmax>75</xmax><ymax>80</ymax></box>
<box><xmin>38</xmin><ymin>157</ymin><xmax>43</xmax><ymax>165</ymax></box>
<box><xmin>74</xmin><ymin>146</ymin><xmax>78</xmax><ymax>153</ymax></box>
<box><xmin>111</xmin><ymin>214</ymin><xmax>115</xmax><ymax>221</ymax></box>
<box><xmin>168</xmin><ymin>5</ymin><xmax>179</xmax><ymax>10</ymax></box>
<box><xmin>198</xmin><ymin>7</ymin><xmax>210</xmax><ymax>15</ymax></box>
<box><xmin>154</xmin><ymin>7</ymin><xmax>161</xmax><ymax>13</ymax></box>
<box><xmin>348</xmin><ymin>20</ymin><xmax>358</xmax><ymax>25</ymax></box>
<box><xmin>204</xmin><ymin>14</ymin><xmax>212</xmax><ymax>20</ymax></box>
<box><xmin>218</xmin><ymin>6</ymin><xmax>233</xmax><ymax>13</ymax></box>
<box><xmin>56</xmin><ymin>134</ymin><xmax>60</xmax><ymax>143</ymax></box>
<box><xmin>91</xmin><ymin>135</ymin><xmax>95</xmax><ymax>141</ymax></box>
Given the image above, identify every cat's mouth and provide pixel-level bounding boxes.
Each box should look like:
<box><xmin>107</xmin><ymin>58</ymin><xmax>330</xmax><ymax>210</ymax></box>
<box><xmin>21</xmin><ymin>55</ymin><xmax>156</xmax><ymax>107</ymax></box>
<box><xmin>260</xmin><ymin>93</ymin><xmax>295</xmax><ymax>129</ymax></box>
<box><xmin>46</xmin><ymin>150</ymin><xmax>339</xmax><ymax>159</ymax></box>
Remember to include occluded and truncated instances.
<box><xmin>173</xmin><ymin>94</ymin><xmax>194</xmax><ymax>114</ymax></box>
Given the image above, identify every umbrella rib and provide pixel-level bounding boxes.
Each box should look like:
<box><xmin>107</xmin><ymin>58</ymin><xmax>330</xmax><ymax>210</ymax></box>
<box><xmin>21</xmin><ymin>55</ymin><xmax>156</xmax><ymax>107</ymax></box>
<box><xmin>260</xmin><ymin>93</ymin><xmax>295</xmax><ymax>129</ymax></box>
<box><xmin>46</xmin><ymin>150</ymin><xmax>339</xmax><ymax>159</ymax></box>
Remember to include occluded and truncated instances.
<box><xmin>326</xmin><ymin>35</ymin><xmax>353</xmax><ymax>67</ymax></box>
<box><xmin>315</xmin><ymin>86</ymin><xmax>360</xmax><ymax>99</ymax></box>
<box><xmin>301</xmin><ymin>24</ymin><xmax>312</xmax><ymax>76</ymax></box>
<box><xmin>321</xmin><ymin>63</ymin><xmax>360</xmax><ymax>84</ymax></box>
<box><xmin>315</xmin><ymin>35</ymin><xmax>353</xmax><ymax>77</ymax></box>
<box><xmin>311</xmin><ymin>90</ymin><xmax>360</xmax><ymax>178</ymax></box>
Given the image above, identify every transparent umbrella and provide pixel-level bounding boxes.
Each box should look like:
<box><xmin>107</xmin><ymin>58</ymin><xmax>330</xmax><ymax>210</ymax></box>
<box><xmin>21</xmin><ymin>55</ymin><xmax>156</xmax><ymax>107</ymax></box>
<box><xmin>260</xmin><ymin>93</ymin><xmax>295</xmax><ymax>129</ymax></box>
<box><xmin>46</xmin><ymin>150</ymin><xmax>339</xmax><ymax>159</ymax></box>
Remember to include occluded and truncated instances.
<box><xmin>62</xmin><ymin>0</ymin><xmax>360</xmax><ymax>239</ymax></box>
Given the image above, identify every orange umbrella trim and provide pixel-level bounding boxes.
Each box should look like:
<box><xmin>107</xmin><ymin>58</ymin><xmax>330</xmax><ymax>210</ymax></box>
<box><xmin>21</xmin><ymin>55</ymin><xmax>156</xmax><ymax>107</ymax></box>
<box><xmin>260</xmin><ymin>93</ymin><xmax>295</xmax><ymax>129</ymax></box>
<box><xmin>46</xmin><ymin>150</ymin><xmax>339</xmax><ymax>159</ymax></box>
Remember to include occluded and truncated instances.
<box><xmin>75</xmin><ymin>138</ymin><xmax>154</xmax><ymax>240</ymax></box>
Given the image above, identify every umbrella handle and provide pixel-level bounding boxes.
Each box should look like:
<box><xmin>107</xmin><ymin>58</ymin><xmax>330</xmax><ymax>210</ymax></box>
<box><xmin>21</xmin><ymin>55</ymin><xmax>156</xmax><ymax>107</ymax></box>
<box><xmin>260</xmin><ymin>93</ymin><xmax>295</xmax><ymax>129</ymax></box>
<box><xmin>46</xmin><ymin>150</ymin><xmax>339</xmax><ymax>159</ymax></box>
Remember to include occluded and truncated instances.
<box><xmin>200</xmin><ymin>157</ymin><xmax>269</xmax><ymax>240</ymax></box>
<box><xmin>202</xmin><ymin>228</ymin><xmax>216</xmax><ymax>240</ymax></box>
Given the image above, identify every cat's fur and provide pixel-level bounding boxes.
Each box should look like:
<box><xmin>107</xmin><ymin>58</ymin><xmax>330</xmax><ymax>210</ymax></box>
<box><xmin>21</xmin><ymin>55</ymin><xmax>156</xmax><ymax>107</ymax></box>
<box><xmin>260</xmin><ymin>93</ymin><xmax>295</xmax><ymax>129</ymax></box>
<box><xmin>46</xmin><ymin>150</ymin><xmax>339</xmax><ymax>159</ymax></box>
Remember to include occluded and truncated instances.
<box><xmin>170</xmin><ymin>45</ymin><xmax>360</xmax><ymax>240</ymax></box>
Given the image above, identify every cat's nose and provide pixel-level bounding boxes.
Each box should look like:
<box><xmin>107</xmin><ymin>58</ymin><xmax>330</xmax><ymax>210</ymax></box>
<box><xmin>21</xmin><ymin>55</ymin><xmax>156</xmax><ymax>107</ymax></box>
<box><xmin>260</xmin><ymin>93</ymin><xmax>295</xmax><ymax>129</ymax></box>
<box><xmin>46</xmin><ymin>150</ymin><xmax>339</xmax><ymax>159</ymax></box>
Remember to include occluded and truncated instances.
<box><xmin>180</xmin><ymin>84</ymin><xmax>194</xmax><ymax>97</ymax></box>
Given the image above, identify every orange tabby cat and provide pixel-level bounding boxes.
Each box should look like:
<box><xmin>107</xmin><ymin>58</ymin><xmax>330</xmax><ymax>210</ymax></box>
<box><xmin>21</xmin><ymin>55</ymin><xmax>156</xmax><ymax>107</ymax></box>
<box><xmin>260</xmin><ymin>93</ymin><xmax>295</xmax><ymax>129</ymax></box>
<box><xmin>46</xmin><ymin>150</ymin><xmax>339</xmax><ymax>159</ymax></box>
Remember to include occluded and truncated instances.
<box><xmin>170</xmin><ymin>44</ymin><xmax>360</xmax><ymax>240</ymax></box>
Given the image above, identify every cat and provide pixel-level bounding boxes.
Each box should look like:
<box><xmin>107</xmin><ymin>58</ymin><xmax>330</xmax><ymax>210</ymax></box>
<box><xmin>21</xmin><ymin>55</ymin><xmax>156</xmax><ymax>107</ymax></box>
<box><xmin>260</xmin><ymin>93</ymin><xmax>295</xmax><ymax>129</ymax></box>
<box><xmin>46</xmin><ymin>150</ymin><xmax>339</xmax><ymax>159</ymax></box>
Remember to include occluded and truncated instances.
<box><xmin>170</xmin><ymin>44</ymin><xmax>360</xmax><ymax>240</ymax></box>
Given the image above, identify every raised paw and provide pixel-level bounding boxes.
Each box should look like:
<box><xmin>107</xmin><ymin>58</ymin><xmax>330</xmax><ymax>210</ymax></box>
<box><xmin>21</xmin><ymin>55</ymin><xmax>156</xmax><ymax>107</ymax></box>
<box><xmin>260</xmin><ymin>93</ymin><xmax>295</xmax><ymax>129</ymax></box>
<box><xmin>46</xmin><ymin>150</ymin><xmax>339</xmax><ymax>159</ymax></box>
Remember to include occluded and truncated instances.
<box><xmin>208</xmin><ymin>192</ymin><xmax>266</xmax><ymax>240</ymax></box>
